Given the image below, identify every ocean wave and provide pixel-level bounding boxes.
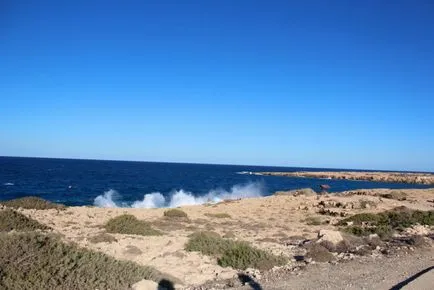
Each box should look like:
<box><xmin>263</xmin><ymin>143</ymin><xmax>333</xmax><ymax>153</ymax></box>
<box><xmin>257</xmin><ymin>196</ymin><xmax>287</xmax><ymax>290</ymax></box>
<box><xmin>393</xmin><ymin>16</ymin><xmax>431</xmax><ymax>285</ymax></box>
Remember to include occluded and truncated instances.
<box><xmin>93</xmin><ymin>182</ymin><xmax>264</xmax><ymax>208</ymax></box>
<box><xmin>3</xmin><ymin>182</ymin><xmax>14</xmax><ymax>186</ymax></box>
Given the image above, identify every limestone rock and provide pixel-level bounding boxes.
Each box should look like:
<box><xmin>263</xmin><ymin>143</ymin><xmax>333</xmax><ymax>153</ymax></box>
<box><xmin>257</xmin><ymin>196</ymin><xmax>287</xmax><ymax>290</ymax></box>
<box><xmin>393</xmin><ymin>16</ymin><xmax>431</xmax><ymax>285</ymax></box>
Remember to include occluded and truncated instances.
<box><xmin>316</xmin><ymin>229</ymin><xmax>344</xmax><ymax>245</ymax></box>
<box><xmin>132</xmin><ymin>279</ymin><xmax>158</xmax><ymax>290</ymax></box>
<box><xmin>274</xmin><ymin>188</ymin><xmax>317</xmax><ymax>196</ymax></box>
<box><xmin>405</xmin><ymin>225</ymin><xmax>430</xmax><ymax>236</ymax></box>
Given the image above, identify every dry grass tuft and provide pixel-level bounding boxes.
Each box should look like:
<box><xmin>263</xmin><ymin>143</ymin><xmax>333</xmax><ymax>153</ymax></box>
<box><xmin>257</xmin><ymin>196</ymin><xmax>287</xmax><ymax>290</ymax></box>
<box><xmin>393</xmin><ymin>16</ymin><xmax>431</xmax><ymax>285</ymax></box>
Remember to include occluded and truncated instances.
<box><xmin>105</xmin><ymin>214</ymin><xmax>162</xmax><ymax>236</ymax></box>
<box><xmin>164</xmin><ymin>209</ymin><xmax>188</xmax><ymax>219</ymax></box>
<box><xmin>204</xmin><ymin>213</ymin><xmax>232</xmax><ymax>219</ymax></box>
<box><xmin>381</xmin><ymin>191</ymin><xmax>407</xmax><ymax>201</ymax></box>
<box><xmin>304</xmin><ymin>216</ymin><xmax>322</xmax><ymax>226</ymax></box>
<box><xmin>305</xmin><ymin>243</ymin><xmax>335</xmax><ymax>262</ymax></box>
<box><xmin>0</xmin><ymin>232</ymin><xmax>174</xmax><ymax>289</ymax></box>
<box><xmin>0</xmin><ymin>196</ymin><xmax>66</xmax><ymax>210</ymax></box>
<box><xmin>88</xmin><ymin>233</ymin><xmax>117</xmax><ymax>244</ymax></box>
<box><xmin>0</xmin><ymin>209</ymin><xmax>50</xmax><ymax>232</ymax></box>
<box><xmin>185</xmin><ymin>231</ymin><xmax>287</xmax><ymax>270</ymax></box>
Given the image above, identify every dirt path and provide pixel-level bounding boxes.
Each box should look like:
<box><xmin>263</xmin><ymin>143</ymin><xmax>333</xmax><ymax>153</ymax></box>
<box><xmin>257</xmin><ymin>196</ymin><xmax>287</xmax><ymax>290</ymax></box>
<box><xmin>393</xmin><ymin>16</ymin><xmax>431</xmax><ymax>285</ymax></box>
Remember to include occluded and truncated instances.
<box><xmin>234</xmin><ymin>249</ymin><xmax>434</xmax><ymax>290</ymax></box>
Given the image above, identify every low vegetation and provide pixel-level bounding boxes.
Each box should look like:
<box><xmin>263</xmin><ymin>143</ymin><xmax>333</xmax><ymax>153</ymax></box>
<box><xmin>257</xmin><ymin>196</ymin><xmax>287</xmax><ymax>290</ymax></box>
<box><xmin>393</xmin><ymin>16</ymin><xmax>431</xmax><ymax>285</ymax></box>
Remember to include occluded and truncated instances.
<box><xmin>0</xmin><ymin>232</ymin><xmax>172</xmax><ymax>289</ymax></box>
<box><xmin>0</xmin><ymin>209</ymin><xmax>50</xmax><ymax>232</ymax></box>
<box><xmin>380</xmin><ymin>191</ymin><xmax>407</xmax><ymax>201</ymax></box>
<box><xmin>105</xmin><ymin>214</ymin><xmax>162</xmax><ymax>236</ymax></box>
<box><xmin>305</xmin><ymin>243</ymin><xmax>335</xmax><ymax>262</ymax></box>
<box><xmin>338</xmin><ymin>207</ymin><xmax>434</xmax><ymax>238</ymax></box>
<box><xmin>0</xmin><ymin>196</ymin><xmax>65</xmax><ymax>210</ymax></box>
<box><xmin>304</xmin><ymin>216</ymin><xmax>322</xmax><ymax>226</ymax></box>
<box><xmin>185</xmin><ymin>231</ymin><xmax>287</xmax><ymax>270</ymax></box>
<box><xmin>164</xmin><ymin>209</ymin><xmax>188</xmax><ymax>219</ymax></box>
<box><xmin>88</xmin><ymin>233</ymin><xmax>117</xmax><ymax>244</ymax></box>
<box><xmin>204</xmin><ymin>213</ymin><xmax>232</xmax><ymax>219</ymax></box>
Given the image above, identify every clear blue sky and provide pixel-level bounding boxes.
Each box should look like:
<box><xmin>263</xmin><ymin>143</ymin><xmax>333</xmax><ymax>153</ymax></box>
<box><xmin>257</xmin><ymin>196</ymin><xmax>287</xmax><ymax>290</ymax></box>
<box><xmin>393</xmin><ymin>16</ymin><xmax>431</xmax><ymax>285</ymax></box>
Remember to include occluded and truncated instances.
<box><xmin>1</xmin><ymin>1</ymin><xmax>433</xmax><ymax>171</ymax></box>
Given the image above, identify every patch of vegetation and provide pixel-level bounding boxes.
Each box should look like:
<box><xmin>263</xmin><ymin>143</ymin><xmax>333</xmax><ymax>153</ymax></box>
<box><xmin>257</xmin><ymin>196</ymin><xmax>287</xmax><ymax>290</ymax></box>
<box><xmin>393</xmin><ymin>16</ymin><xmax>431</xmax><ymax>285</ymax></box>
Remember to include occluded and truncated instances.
<box><xmin>0</xmin><ymin>209</ymin><xmax>50</xmax><ymax>232</ymax></box>
<box><xmin>381</xmin><ymin>191</ymin><xmax>407</xmax><ymax>201</ymax></box>
<box><xmin>105</xmin><ymin>214</ymin><xmax>162</xmax><ymax>236</ymax></box>
<box><xmin>338</xmin><ymin>208</ymin><xmax>434</xmax><ymax>238</ymax></box>
<box><xmin>0</xmin><ymin>196</ymin><xmax>65</xmax><ymax>210</ymax></box>
<box><xmin>164</xmin><ymin>209</ymin><xmax>188</xmax><ymax>219</ymax></box>
<box><xmin>185</xmin><ymin>231</ymin><xmax>287</xmax><ymax>270</ymax></box>
<box><xmin>204</xmin><ymin>213</ymin><xmax>232</xmax><ymax>219</ymax></box>
<box><xmin>0</xmin><ymin>232</ymin><xmax>174</xmax><ymax>289</ymax></box>
<box><xmin>304</xmin><ymin>216</ymin><xmax>322</xmax><ymax>226</ymax></box>
<box><xmin>304</xmin><ymin>243</ymin><xmax>335</xmax><ymax>262</ymax></box>
<box><xmin>88</xmin><ymin>233</ymin><xmax>117</xmax><ymax>244</ymax></box>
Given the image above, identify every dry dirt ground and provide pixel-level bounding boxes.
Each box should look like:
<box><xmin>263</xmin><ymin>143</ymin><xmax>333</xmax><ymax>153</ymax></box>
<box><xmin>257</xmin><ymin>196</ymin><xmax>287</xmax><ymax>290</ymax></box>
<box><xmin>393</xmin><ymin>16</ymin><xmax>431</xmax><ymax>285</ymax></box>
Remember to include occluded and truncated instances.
<box><xmin>233</xmin><ymin>248</ymin><xmax>434</xmax><ymax>290</ymax></box>
<box><xmin>16</xmin><ymin>187</ymin><xmax>434</xmax><ymax>289</ymax></box>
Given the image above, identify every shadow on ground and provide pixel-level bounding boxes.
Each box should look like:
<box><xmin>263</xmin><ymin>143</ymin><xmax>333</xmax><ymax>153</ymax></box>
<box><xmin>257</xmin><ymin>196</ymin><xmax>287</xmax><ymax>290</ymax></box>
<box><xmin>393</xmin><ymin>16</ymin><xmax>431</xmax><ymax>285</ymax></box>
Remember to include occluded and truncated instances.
<box><xmin>238</xmin><ymin>273</ymin><xmax>263</xmax><ymax>290</ymax></box>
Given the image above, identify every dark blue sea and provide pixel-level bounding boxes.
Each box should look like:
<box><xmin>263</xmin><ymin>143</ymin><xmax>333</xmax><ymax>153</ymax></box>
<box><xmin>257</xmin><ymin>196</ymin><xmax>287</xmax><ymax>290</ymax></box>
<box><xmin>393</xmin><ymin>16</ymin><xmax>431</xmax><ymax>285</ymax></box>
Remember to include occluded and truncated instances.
<box><xmin>0</xmin><ymin>157</ymin><xmax>431</xmax><ymax>207</ymax></box>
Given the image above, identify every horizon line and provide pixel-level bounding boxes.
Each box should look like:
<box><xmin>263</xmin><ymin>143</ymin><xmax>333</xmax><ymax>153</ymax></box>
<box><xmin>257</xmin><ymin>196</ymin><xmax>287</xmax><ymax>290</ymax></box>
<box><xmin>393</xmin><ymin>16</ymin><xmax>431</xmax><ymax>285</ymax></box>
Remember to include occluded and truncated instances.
<box><xmin>1</xmin><ymin>155</ymin><xmax>432</xmax><ymax>174</ymax></box>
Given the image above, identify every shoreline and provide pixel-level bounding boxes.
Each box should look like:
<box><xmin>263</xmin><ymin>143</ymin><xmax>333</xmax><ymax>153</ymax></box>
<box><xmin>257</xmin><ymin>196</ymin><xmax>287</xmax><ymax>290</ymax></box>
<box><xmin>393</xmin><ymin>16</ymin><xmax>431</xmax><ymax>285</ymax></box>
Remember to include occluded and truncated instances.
<box><xmin>255</xmin><ymin>171</ymin><xmax>434</xmax><ymax>185</ymax></box>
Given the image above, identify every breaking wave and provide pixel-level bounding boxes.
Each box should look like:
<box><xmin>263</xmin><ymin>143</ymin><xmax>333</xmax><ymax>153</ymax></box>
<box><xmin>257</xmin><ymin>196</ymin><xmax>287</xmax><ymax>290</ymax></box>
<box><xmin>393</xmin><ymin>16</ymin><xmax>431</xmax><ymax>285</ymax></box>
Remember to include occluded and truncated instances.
<box><xmin>3</xmin><ymin>182</ymin><xmax>14</xmax><ymax>186</ymax></box>
<box><xmin>93</xmin><ymin>182</ymin><xmax>264</xmax><ymax>208</ymax></box>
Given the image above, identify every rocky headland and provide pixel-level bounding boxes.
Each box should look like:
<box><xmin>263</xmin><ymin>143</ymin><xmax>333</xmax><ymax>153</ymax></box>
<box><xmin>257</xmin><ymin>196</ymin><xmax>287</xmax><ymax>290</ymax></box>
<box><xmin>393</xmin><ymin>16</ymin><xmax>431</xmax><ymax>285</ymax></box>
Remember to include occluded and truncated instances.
<box><xmin>256</xmin><ymin>171</ymin><xmax>434</xmax><ymax>185</ymax></box>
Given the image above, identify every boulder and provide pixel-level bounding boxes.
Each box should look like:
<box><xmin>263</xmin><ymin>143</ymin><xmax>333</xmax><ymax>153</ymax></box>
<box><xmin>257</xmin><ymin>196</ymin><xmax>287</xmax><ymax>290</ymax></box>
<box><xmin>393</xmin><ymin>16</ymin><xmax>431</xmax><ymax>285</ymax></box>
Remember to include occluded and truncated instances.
<box><xmin>316</xmin><ymin>229</ymin><xmax>344</xmax><ymax>246</ymax></box>
<box><xmin>132</xmin><ymin>280</ymin><xmax>158</xmax><ymax>290</ymax></box>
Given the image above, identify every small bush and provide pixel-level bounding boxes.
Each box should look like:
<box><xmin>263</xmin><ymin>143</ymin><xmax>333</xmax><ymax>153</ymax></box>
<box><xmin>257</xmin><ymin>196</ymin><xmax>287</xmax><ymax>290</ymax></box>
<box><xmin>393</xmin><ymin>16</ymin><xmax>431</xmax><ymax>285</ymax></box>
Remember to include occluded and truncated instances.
<box><xmin>0</xmin><ymin>232</ymin><xmax>174</xmax><ymax>289</ymax></box>
<box><xmin>88</xmin><ymin>233</ymin><xmax>117</xmax><ymax>244</ymax></box>
<box><xmin>205</xmin><ymin>213</ymin><xmax>232</xmax><ymax>219</ymax></box>
<box><xmin>185</xmin><ymin>231</ymin><xmax>287</xmax><ymax>270</ymax></box>
<box><xmin>164</xmin><ymin>209</ymin><xmax>188</xmax><ymax>219</ymax></box>
<box><xmin>218</xmin><ymin>243</ymin><xmax>287</xmax><ymax>270</ymax></box>
<box><xmin>305</xmin><ymin>243</ymin><xmax>335</xmax><ymax>262</ymax></box>
<box><xmin>0</xmin><ymin>196</ymin><xmax>65</xmax><ymax>210</ymax></box>
<box><xmin>0</xmin><ymin>209</ymin><xmax>50</xmax><ymax>232</ymax></box>
<box><xmin>105</xmin><ymin>214</ymin><xmax>162</xmax><ymax>236</ymax></box>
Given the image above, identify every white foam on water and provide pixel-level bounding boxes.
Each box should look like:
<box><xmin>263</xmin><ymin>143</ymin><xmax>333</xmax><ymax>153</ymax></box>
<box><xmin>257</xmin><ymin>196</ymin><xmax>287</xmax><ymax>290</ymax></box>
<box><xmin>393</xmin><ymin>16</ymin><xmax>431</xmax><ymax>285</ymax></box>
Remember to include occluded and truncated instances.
<box><xmin>3</xmin><ymin>183</ymin><xmax>14</xmax><ymax>186</ymax></box>
<box><xmin>93</xmin><ymin>182</ymin><xmax>264</xmax><ymax>208</ymax></box>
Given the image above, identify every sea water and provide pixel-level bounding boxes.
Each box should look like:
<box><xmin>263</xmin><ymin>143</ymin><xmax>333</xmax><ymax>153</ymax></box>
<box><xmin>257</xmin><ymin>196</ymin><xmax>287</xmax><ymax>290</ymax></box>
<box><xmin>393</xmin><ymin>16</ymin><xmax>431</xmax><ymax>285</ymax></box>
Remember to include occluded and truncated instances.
<box><xmin>0</xmin><ymin>156</ymin><xmax>431</xmax><ymax>207</ymax></box>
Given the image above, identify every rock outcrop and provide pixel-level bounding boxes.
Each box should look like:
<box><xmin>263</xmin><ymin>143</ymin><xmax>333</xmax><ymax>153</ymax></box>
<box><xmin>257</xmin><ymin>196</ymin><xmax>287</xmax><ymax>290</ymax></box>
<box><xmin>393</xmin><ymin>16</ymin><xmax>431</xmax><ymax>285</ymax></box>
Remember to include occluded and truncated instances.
<box><xmin>256</xmin><ymin>171</ymin><xmax>434</xmax><ymax>185</ymax></box>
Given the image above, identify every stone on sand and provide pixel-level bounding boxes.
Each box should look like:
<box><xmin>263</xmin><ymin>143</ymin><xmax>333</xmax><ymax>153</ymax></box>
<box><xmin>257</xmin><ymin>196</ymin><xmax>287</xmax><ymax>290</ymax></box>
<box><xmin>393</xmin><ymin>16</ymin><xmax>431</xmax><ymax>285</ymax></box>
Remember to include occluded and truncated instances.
<box><xmin>316</xmin><ymin>229</ymin><xmax>344</xmax><ymax>245</ymax></box>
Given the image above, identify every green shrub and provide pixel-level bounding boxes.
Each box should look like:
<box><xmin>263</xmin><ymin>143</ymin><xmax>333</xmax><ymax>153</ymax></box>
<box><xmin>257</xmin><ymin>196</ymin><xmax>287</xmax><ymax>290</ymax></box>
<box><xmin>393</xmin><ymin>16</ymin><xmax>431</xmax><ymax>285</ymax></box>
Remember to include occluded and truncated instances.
<box><xmin>338</xmin><ymin>208</ymin><xmax>434</xmax><ymax>238</ymax></box>
<box><xmin>164</xmin><ymin>209</ymin><xmax>188</xmax><ymax>219</ymax></box>
<box><xmin>0</xmin><ymin>232</ymin><xmax>175</xmax><ymax>289</ymax></box>
<box><xmin>185</xmin><ymin>231</ymin><xmax>287</xmax><ymax>270</ymax></box>
<box><xmin>0</xmin><ymin>209</ymin><xmax>50</xmax><ymax>232</ymax></box>
<box><xmin>0</xmin><ymin>196</ymin><xmax>65</xmax><ymax>210</ymax></box>
<box><xmin>105</xmin><ymin>214</ymin><xmax>162</xmax><ymax>236</ymax></box>
<box><xmin>204</xmin><ymin>213</ymin><xmax>232</xmax><ymax>219</ymax></box>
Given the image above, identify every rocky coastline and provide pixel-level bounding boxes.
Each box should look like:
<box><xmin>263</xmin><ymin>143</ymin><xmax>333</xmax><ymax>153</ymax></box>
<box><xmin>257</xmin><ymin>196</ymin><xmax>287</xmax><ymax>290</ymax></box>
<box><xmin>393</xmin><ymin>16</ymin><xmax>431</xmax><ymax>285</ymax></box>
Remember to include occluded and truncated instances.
<box><xmin>256</xmin><ymin>171</ymin><xmax>434</xmax><ymax>185</ymax></box>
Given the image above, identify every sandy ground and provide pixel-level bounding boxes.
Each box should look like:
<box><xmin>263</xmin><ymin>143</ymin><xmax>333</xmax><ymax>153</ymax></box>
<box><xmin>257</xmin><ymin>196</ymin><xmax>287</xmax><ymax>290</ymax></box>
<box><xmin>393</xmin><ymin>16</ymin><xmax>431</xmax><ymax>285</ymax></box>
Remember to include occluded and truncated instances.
<box><xmin>17</xmin><ymin>187</ymin><xmax>434</xmax><ymax>288</ymax></box>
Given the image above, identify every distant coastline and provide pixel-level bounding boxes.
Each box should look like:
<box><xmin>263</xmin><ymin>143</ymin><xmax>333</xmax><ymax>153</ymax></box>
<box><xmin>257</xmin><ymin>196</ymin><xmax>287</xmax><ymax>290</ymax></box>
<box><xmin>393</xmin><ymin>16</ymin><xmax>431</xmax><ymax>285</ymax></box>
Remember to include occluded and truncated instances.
<box><xmin>255</xmin><ymin>171</ymin><xmax>434</xmax><ymax>185</ymax></box>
